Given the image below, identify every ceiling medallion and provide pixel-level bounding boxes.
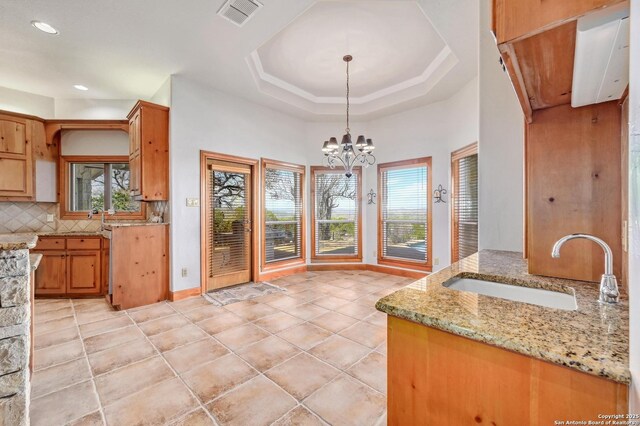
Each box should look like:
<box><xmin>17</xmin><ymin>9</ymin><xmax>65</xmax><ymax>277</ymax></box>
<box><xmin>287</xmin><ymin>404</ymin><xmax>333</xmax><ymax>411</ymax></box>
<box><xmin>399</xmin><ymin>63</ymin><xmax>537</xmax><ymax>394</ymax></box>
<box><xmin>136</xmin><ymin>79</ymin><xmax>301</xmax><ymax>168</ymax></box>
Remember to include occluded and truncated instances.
<box><xmin>321</xmin><ymin>55</ymin><xmax>375</xmax><ymax>178</ymax></box>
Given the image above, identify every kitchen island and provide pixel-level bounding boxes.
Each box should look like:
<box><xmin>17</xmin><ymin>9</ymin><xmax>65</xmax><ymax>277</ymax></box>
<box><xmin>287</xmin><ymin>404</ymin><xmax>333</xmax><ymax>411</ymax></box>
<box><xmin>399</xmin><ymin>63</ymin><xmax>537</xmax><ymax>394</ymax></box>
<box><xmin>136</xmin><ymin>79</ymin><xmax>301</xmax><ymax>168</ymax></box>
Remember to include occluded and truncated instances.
<box><xmin>376</xmin><ymin>250</ymin><xmax>629</xmax><ymax>425</ymax></box>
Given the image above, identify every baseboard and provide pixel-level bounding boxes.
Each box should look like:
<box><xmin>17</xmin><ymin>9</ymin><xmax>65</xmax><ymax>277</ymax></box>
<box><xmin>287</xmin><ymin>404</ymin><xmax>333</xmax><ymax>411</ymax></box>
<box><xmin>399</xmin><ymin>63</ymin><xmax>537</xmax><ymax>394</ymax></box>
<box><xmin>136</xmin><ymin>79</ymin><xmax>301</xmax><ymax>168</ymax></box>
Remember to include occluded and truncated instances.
<box><xmin>257</xmin><ymin>264</ymin><xmax>308</xmax><ymax>282</ymax></box>
<box><xmin>169</xmin><ymin>287</ymin><xmax>201</xmax><ymax>301</ymax></box>
<box><xmin>189</xmin><ymin>262</ymin><xmax>427</xmax><ymax>293</ymax></box>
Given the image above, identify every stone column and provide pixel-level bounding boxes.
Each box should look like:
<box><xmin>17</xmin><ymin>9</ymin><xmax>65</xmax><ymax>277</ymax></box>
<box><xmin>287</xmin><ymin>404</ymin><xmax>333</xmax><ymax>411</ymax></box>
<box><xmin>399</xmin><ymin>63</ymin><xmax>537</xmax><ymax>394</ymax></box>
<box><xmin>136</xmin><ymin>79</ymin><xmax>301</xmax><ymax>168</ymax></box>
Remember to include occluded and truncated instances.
<box><xmin>0</xmin><ymin>249</ymin><xmax>31</xmax><ymax>426</ymax></box>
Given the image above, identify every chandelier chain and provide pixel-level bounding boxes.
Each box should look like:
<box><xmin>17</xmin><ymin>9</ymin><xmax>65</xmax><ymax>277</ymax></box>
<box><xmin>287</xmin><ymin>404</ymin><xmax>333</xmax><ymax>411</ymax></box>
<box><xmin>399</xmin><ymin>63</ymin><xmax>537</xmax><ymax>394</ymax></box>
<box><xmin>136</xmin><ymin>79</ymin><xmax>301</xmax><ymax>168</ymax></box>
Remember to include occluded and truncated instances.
<box><xmin>346</xmin><ymin>59</ymin><xmax>350</xmax><ymax>134</ymax></box>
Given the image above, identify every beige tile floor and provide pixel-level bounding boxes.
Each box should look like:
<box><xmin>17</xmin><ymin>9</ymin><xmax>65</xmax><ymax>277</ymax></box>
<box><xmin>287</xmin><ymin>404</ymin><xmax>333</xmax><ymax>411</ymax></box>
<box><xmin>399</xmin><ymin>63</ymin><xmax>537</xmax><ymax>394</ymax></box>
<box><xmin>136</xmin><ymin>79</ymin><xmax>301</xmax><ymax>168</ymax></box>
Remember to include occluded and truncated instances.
<box><xmin>30</xmin><ymin>270</ymin><xmax>412</xmax><ymax>426</ymax></box>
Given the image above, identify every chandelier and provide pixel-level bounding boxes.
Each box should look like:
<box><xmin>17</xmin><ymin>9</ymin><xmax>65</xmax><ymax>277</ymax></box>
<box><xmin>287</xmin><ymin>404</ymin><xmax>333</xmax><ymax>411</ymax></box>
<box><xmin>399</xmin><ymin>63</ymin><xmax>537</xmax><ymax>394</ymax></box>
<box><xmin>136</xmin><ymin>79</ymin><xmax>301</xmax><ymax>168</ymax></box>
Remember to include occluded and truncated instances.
<box><xmin>322</xmin><ymin>55</ymin><xmax>375</xmax><ymax>178</ymax></box>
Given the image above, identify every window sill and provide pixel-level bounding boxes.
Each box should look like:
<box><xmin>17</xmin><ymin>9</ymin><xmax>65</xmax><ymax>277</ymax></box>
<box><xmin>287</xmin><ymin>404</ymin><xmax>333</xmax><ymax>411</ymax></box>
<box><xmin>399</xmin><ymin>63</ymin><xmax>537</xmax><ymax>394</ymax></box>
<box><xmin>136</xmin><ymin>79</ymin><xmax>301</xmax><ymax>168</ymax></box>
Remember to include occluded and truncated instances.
<box><xmin>261</xmin><ymin>258</ymin><xmax>306</xmax><ymax>272</ymax></box>
<box><xmin>311</xmin><ymin>256</ymin><xmax>363</xmax><ymax>264</ymax></box>
<box><xmin>377</xmin><ymin>258</ymin><xmax>432</xmax><ymax>272</ymax></box>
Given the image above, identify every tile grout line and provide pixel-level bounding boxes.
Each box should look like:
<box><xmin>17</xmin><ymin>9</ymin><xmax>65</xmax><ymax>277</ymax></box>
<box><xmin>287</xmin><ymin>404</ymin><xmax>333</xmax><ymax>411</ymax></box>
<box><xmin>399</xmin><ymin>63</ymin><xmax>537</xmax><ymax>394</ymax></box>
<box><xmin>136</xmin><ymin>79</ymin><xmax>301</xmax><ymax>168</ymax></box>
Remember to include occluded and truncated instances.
<box><xmin>123</xmin><ymin>303</ymin><xmax>221</xmax><ymax>426</ymax></box>
<box><xmin>70</xmin><ymin>299</ymin><xmax>108</xmax><ymax>426</ymax></box>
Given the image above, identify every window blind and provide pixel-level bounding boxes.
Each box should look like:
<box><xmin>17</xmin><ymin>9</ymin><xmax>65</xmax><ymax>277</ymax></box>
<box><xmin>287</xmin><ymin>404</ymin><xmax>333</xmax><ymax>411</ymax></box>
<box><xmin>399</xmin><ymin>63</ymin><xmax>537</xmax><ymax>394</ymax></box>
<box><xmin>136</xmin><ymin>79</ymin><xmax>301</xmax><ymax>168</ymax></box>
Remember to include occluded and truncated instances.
<box><xmin>314</xmin><ymin>171</ymin><xmax>359</xmax><ymax>257</ymax></box>
<box><xmin>264</xmin><ymin>167</ymin><xmax>303</xmax><ymax>264</ymax></box>
<box><xmin>453</xmin><ymin>153</ymin><xmax>478</xmax><ymax>261</ymax></box>
<box><xmin>381</xmin><ymin>165</ymin><xmax>429</xmax><ymax>263</ymax></box>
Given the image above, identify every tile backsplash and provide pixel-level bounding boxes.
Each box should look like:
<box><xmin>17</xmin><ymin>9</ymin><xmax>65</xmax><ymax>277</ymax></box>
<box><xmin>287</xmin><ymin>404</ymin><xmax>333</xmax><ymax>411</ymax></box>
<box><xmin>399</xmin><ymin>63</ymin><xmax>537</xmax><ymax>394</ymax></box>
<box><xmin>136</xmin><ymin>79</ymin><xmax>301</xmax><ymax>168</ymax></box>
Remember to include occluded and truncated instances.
<box><xmin>0</xmin><ymin>201</ymin><xmax>170</xmax><ymax>234</ymax></box>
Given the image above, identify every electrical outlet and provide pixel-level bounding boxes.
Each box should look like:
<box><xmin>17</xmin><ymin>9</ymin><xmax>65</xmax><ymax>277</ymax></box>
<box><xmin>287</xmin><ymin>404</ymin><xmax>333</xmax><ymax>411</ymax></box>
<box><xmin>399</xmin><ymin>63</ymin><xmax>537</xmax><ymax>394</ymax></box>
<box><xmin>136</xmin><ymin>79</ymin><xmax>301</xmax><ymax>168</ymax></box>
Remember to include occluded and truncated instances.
<box><xmin>186</xmin><ymin>198</ymin><xmax>200</xmax><ymax>207</ymax></box>
<box><xmin>181</xmin><ymin>268</ymin><xmax>188</xmax><ymax>277</ymax></box>
<box><xmin>46</xmin><ymin>214</ymin><xmax>55</xmax><ymax>223</ymax></box>
<box><xmin>373</xmin><ymin>250</ymin><xmax>377</xmax><ymax>257</ymax></box>
<box><xmin>433</xmin><ymin>257</ymin><xmax>440</xmax><ymax>266</ymax></box>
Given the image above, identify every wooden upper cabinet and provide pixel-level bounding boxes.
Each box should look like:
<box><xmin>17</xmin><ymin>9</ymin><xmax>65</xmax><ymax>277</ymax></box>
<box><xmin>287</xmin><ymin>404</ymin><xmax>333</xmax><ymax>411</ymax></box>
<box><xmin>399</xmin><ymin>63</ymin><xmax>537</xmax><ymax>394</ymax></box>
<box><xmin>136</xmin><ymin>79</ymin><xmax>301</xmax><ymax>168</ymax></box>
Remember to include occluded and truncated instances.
<box><xmin>493</xmin><ymin>0</ymin><xmax>625</xmax><ymax>44</ymax></box>
<box><xmin>493</xmin><ymin>0</ymin><xmax>625</xmax><ymax>123</ymax></box>
<box><xmin>127</xmin><ymin>101</ymin><xmax>169</xmax><ymax>201</ymax></box>
<box><xmin>0</xmin><ymin>113</ymin><xmax>36</xmax><ymax>199</ymax></box>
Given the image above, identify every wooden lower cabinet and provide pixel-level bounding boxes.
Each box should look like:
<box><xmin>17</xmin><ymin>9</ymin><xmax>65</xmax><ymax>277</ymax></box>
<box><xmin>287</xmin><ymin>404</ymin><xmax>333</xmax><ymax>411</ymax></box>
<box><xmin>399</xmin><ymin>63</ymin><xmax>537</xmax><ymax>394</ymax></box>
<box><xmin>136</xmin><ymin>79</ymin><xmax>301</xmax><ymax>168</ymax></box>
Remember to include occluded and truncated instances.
<box><xmin>34</xmin><ymin>236</ymin><xmax>105</xmax><ymax>297</ymax></box>
<box><xmin>67</xmin><ymin>250</ymin><xmax>101</xmax><ymax>295</ymax></box>
<box><xmin>387</xmin><ymin>316</ymin><xmax>628</xmax><ymax>425</ymax></box>
<box><xmin>34</xmin><ymin>251</ymin><xmax>67</xmax><ymax>295</ymax></box>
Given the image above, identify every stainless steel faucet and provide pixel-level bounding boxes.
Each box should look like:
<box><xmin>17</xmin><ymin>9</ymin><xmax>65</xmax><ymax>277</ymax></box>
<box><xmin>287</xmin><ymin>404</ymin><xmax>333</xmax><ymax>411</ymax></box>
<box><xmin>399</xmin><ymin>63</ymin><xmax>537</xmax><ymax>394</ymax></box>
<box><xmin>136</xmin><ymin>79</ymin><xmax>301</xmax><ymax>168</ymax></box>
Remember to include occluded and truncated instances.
<box><xmin>87</xmin><ymin>208</ymin><xmax>114</xmax><ymax>230</ymax></box>
<box><xmin>551</xmin><ymin>234</ymin><xmax>620</xmax><ymax>304</ymax></box>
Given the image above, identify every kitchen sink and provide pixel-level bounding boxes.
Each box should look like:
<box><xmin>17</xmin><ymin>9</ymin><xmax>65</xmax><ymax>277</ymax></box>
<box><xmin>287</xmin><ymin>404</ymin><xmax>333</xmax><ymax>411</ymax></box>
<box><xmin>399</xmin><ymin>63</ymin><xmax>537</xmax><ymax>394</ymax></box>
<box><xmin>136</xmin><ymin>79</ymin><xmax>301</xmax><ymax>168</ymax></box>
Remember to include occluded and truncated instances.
<box><xmin>443</xmin><ymin>277</ymin><xmax>577</xmax><ymax>310</ymax></box>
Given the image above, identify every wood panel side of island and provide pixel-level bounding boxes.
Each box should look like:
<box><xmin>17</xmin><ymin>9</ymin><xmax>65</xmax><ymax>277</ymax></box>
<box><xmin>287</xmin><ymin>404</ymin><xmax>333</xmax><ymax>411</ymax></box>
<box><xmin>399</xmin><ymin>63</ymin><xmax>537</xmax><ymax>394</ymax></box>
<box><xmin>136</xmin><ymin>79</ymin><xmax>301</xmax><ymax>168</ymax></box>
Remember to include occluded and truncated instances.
<box><xmin>387</xmin><ymin>316</ymin><xmax>628</xmax><ymax>425</ymax></box>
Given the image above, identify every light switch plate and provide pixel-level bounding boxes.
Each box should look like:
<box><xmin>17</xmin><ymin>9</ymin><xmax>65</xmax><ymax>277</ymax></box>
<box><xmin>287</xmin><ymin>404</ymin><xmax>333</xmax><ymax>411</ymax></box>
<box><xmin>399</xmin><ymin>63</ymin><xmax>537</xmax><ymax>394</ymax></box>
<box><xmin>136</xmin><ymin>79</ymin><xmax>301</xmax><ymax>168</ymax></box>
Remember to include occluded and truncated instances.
<box><xmin>46</xmin><ymin>214</ymin><xmax>55</xmax><ymax>223</ymax></box>
<box><xmin>186</xmin><ymin>198</ymin><xmax>200</xmax><ymax>207</ymax></box>
<box><xmin>434</xmin><ymin>257</ymin><xmax>440</xmax><ymax>266</ymax></box>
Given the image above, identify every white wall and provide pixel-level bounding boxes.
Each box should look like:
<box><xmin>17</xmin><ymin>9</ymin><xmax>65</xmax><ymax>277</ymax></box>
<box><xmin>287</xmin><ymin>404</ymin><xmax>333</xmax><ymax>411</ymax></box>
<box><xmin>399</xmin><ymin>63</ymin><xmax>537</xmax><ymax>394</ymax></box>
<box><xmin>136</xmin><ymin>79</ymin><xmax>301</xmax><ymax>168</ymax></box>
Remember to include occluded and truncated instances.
<box><xmin>628</xmin><ymin>0</ymin><xmax>640</xmax><ymax>412</ymax></box>
<box><xmin>0</xmin><ymin>86</ymin><xmax>54</xmax><ymax>118</ymax></box>
<box><xmin>477</xmin><ymin>0</ymin><xmax>524</xmax><ymax>252</ymax></box>
<box><xmin>54</xmin><ymin>99</ymin><xmax>136</xmax><ymax>119</ymax></box>
<box><xmin>60</xmin><ymin>130</ymin><xmax>129</xmax><ymax>156</ymax></box>
<box><xmin>169</xmin><ymin>75</ymin><xmax>308</xmax><ymax>291</ymax></box>
<box><xmin>150</xmin><ymin>77</ymin><xmax>171</xmax><ymax>108</ymax></box>
<box><xmin>365</xmin><ymin>77</ymin><xmax>479</xmax><ymax>269</ymax></box>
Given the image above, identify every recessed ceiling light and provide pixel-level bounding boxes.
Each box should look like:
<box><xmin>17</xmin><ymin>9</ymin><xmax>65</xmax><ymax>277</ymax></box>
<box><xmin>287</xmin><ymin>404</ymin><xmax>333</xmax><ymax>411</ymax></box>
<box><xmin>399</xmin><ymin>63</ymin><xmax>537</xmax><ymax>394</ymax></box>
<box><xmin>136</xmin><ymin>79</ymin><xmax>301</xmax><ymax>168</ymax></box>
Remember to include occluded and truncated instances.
<box><xmin>73</xmin><ymin>85</ymin><xmax>89</xmax><ymax>91</ymax></box>
<box><xmin>31</xmin><ymin>21</ymin><xmax>59</xmax><ymax>35</ymax></box>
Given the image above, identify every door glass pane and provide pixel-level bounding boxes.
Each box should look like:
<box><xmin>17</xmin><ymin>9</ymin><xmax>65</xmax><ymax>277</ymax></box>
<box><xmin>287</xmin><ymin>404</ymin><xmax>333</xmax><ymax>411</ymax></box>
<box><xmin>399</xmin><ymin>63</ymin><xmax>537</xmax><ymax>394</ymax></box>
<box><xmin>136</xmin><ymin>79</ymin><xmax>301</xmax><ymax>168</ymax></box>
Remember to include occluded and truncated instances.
<box><xmin>210</xmin><ymin>170</ymin><xmax>249</xmax><ymax>276</ymax></box>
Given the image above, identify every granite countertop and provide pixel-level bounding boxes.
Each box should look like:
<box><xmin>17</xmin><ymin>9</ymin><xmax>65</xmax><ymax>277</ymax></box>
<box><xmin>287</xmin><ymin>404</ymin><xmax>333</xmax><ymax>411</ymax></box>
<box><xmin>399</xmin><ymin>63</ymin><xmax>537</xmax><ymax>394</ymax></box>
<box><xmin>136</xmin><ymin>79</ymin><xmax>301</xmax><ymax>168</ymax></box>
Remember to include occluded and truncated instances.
<box><xmin>37</xmin><ymin>231</ymin><xmax>103</xmax><ymax>237</ymax></box>
<box><xmin>30</xmin><ymin>253</ymin><xmax>42</xmax><ymax>271</ymax></box>
<box><xmin>376</xmin><ymin>250</ymin><xmax>630</xmax><ymax>384</ymax></box>
<box><xmin>0</xmin><ymin>233</ymin><xmax>38</xmax><ymax>250</ymax></box>
<box><xmin>103</xmin><ymin>222</ymin><xmax>169</xmax><ymax>229</ymax></box>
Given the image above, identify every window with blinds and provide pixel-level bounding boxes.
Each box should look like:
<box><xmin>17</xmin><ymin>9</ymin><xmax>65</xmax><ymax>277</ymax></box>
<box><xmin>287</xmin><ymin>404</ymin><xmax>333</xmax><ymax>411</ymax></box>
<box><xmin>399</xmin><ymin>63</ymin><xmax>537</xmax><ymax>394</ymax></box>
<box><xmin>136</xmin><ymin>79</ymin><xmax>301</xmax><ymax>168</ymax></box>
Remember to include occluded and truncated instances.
<box><xmin>262</xmin><ymin>160</ymin><xmax>305</xmax><ymax>268</ymax></box>
<box><xmin>378</xmin><ymin>158</ymin><xmax>432</xmax><ymax>269</ymax></box>
<box><xmin>451</xmin><ymin>143</ymin><xmax>479</xmax><ymax>262</ymax></box>
<box><xmin>311</xmin><ymin>167</ymin><xmax>361</xmax><ymax>261</ymax></box>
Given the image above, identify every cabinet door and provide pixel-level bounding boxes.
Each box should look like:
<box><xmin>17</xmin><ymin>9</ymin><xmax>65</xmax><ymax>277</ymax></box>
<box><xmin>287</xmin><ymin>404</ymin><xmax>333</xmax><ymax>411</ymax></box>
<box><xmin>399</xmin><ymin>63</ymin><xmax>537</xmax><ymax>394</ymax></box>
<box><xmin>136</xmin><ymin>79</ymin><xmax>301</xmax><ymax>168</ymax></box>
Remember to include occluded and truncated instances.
<box><xmin>0</xmin><ymin>119</ymin><xmax>27</xmax><ymax>154</ymax></box>
<box><xmin>130</xmin><ymin>153</ymin><xmax>141</xmax><ymax>196</ymax></box>
<box><xmin>34</xmin><ymin>251</ymin><xmax>67</xmax><ymax>295</ymax></box>
<box><xmin>67</xmin><ymin>250</ymin><xmax>101</xmax><ymax>295</ymax></box>
<box><xmin>0</xmin><ymin>158</ymin><xmax>28</xmax><ymax>193</ymax></box>
<box><xmin>0</xmin><ymin>115</ymin><xmax>33</xmax><ymax>198</ymax></box>
<box><xmin>129</xmin><ymin>111</ymin><xmax>141</xmax><ymax>156</ymax></box>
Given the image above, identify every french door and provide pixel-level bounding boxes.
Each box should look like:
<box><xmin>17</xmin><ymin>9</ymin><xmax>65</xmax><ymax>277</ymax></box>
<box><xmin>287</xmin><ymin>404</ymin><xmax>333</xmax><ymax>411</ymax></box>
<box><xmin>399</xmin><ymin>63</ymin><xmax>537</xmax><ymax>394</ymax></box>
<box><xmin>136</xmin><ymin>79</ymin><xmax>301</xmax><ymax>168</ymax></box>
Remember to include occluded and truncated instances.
<box><xmin>205</xmin><ymin>159</ymin><xmax>253</xmax><ymax>290</ymax></box>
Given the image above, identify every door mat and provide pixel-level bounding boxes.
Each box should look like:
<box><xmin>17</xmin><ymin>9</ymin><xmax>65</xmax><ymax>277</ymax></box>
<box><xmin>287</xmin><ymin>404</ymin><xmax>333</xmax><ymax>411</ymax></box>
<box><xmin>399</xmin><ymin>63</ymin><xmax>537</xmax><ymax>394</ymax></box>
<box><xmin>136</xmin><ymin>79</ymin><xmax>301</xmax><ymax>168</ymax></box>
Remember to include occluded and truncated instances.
<box><xmin>204</xmin><ymin>282</ymin><xmax>284</xmax><ymax>306</ymax></box>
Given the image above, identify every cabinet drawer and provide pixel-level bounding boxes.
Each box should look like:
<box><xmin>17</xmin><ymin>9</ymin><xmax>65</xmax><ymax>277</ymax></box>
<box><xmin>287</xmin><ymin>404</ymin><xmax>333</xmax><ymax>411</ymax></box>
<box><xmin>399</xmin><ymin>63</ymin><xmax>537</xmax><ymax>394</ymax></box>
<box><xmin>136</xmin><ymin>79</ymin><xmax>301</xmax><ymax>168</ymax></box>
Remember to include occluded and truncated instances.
<box><xmin>67</xmin><ymin>237</ymin><xmax>101</xmax><ymax>250</ymax></box>
<box><xmin>35</xmin><ymin>238</ymin><xmax>66</xmax><ymax>250</ymax></box>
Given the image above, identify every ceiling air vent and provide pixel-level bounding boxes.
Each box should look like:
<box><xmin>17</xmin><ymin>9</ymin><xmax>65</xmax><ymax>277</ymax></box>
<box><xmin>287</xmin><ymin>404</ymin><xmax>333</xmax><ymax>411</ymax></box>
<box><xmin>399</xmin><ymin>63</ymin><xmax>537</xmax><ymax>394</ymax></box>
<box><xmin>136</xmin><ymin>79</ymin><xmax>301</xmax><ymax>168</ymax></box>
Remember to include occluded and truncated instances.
<box><xmin>217</xmin><ymin>0</ymin><xmax>263</xmax><ymax>27</ymax></box>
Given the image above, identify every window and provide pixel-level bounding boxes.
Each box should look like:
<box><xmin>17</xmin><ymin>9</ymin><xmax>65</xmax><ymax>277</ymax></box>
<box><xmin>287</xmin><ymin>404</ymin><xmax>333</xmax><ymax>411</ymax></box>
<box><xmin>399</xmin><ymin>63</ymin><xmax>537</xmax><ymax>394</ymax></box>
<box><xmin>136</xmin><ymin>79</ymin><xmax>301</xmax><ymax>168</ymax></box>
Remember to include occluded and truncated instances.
<box><xmin>60</xmin><ymin>156</ymin><xmax>144</xmax><ymax>219</ymax></box>
<box><xmin>261</xmin><ymin>159</ymin><xmax>305</xmax><ymax>270</ymax></box>
<box><xmin>451</xmin><ymin>143</ymin><xmax>478</xmax><ymax>262</ymax></box>
<box><xmin>378</xmin><ymin>158</ymin><xmax>432</xmax><ymax>271</ymax></box>
<box><xmin>311</xmin><ymin>166</ymin><xmax>362</xmax><ymax>262</ymax></box>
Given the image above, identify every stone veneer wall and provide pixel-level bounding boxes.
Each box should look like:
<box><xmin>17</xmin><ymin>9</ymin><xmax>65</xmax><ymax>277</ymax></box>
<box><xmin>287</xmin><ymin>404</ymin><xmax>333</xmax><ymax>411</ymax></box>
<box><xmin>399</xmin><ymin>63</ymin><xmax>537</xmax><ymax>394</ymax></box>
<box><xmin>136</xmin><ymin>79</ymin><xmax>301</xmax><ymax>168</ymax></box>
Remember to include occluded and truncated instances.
<box><xmin>0</xmin><ymin>201</ymin><xmax>170</xmax><ymax>234</ymax></box>
<box><xmin>0</xmin><ymin>249</ymin><xmax>31</xmax><ymax>426</ymax></box>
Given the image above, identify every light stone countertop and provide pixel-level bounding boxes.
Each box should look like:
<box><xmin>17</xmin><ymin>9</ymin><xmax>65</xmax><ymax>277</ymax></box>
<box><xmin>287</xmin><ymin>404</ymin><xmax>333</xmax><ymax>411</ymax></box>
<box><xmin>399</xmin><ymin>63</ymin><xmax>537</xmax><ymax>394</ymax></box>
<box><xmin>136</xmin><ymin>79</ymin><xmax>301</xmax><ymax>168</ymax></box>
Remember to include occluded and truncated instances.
<box><xmin>375</xmin><ymin>250</ymin><xmax>630</xmax><ymax>384</ymax></box>
<box><xmin>0</xmin><ymin>233</ymin><xmax>38</xmax><ymax>251</ymax></box>
<box><xmin>102</xmin><ymin>222</ymin><xmax>169</xmax><ymax>229</ymax></box>
<box><xmin>30</xmin><ymin>253</ymin><xmax>42</xmax><ymax>271</ymax></box>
